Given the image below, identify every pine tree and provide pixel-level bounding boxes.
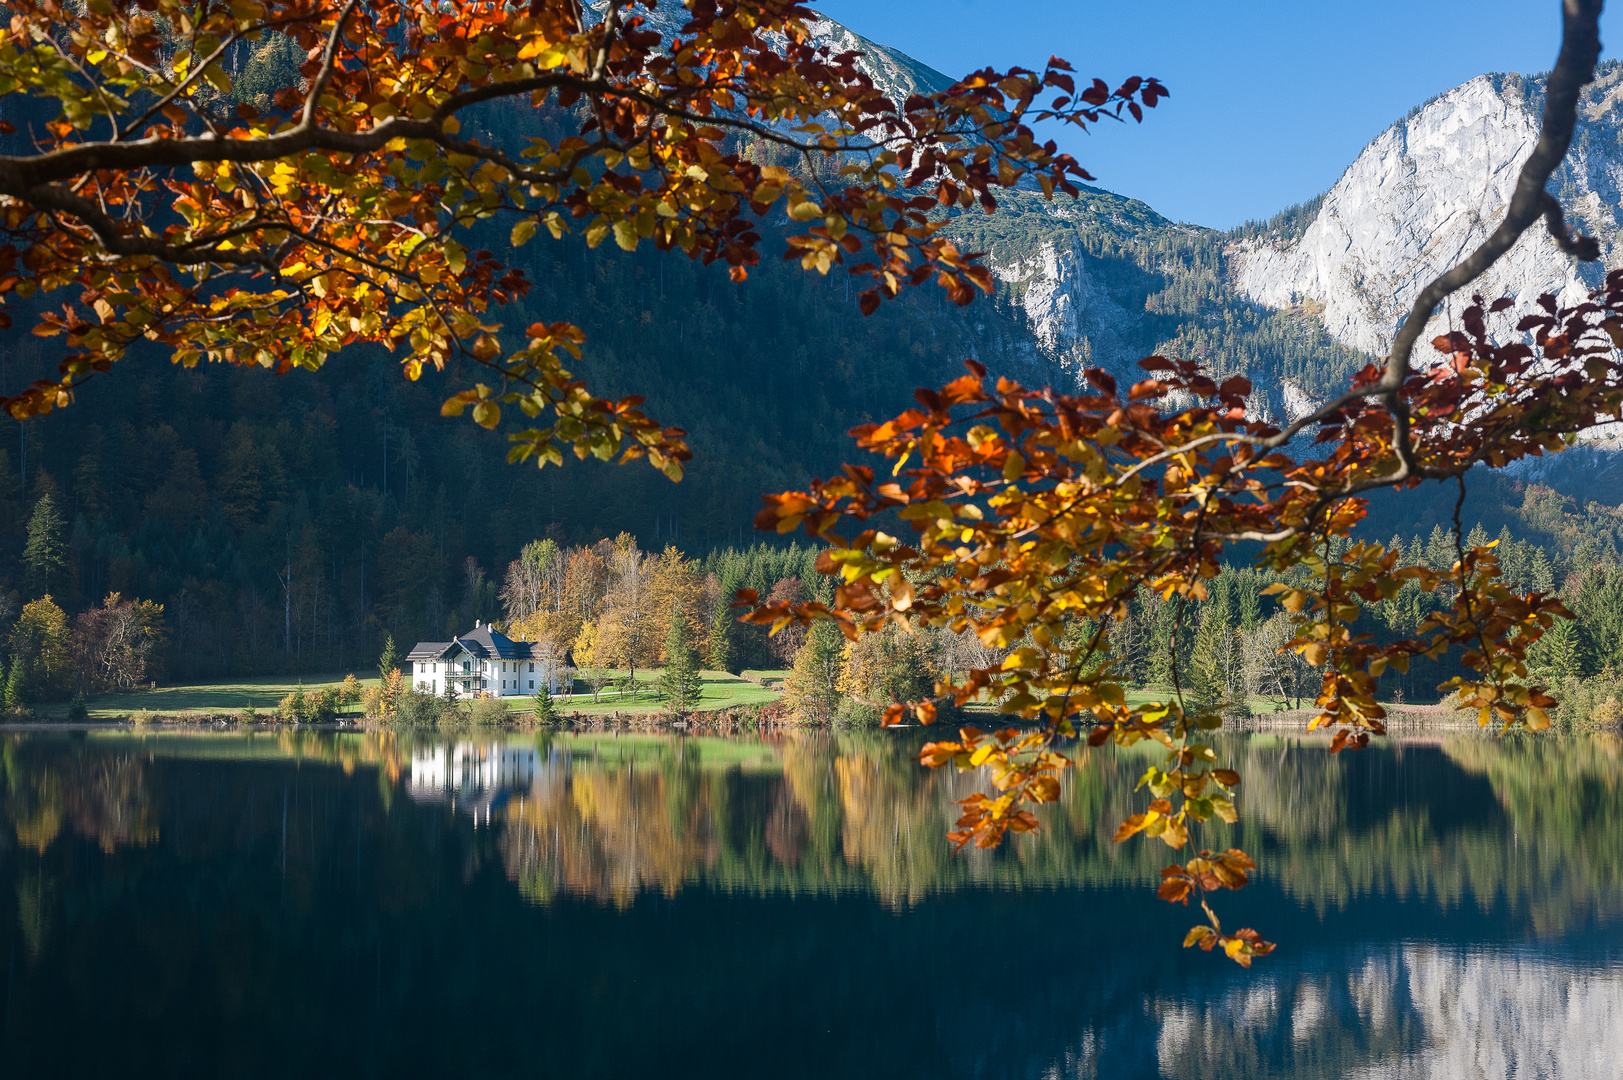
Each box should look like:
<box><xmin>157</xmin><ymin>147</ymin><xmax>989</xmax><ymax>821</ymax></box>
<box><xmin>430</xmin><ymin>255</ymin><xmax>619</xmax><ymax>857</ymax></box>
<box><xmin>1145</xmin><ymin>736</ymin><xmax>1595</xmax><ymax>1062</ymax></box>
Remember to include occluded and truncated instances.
<box><xmin>1534</xmin><ymin>616</ymin><xmax>1584</xmax><ymax>681</ymax></box>
<box><xmin>659</xmin><ymin>612</ymin><xmax>704</xmax><ymax>717</ymax></box>
<box><xmin>1146</xmin><ymin>597</ymin><xmax>1185</xmax><ymax>692</ymax></box>
<box><xmin>1188</xmin><ymin>608</ymin><xmax>1234</xmax><ymax>713</ymax></box>
<box><xmin>706</xmin><ymin>600</ymin><xmax>737</xmax><ymax>674</ymax></box>
<box><xmin>5</xmin><ymin>656</ymin><xmax>28</xmax><ymax>710</ymax></box>
<box><xmin>532</xmin><ymin>681</ymin><xmax>559</xmax><ymax>723</ymax></box>
<box><xmin>23</xmin><ymin>492</ymin><xmax>66</xmax><ymax>599</ymax></box>
<box><xmin>378</xmin><ymin>633</ymin><xmax>398</xmax><ymax>681</ymax></box>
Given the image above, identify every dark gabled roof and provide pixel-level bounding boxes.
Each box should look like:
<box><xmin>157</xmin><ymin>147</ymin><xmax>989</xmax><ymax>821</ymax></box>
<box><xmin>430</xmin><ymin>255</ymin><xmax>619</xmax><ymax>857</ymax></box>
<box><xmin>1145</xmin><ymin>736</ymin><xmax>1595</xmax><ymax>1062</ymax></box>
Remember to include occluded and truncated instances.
<box><xmin>407</xmin><ymin>624</ymin><xmax>572</xmax><ymax>664</ymax></box>
<box><xmin>405</xmin><ymin>641</ymin><xmax>455</xmax><ymax>661</ymax></box>
<box><xmin>455</xmin><ymin>623</ymin><xmax>527</xmax><ymax>659</ymax></box>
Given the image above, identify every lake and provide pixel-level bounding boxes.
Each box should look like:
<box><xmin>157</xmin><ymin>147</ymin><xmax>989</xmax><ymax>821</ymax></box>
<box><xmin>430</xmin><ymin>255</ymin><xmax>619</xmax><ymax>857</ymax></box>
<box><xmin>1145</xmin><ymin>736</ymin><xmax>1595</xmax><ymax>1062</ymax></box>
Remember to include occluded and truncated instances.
<box><xmin>0</xmin><ymin>727</ymin><xmax>1619</xmax><ymax>1078</ymax></box>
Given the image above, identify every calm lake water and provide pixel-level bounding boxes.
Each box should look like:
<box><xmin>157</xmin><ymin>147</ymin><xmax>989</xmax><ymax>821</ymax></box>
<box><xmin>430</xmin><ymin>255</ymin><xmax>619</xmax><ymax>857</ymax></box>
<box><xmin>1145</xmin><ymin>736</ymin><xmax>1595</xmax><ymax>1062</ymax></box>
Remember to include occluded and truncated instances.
<box><xmin>0</xmin><ymin>727</ymin><xmax>1619</xmax><ymax>1078</ymax></box>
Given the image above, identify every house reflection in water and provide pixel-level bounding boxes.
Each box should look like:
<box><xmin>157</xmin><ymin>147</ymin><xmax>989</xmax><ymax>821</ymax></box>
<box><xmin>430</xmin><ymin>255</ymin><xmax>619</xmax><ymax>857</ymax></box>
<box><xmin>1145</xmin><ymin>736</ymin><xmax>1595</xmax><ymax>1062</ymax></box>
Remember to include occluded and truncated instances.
<box><xmin>408</xmin><ymin>741</ymin><xmax>564</xmax><ymax>822</ymax></box>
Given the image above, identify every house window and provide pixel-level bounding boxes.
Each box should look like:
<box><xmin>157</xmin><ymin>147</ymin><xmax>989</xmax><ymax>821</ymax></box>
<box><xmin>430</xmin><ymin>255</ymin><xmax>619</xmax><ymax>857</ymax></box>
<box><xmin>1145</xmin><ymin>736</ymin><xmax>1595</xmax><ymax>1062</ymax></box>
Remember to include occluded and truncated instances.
<box><xmin>529</xmin><ymin>680</ymin><xmax>534</xmax><ymax>690</ymax></box>
<box><xmin>529</xmin><ymin>662</ymin><xmax>535</xmax><ymax>672</ymax></box>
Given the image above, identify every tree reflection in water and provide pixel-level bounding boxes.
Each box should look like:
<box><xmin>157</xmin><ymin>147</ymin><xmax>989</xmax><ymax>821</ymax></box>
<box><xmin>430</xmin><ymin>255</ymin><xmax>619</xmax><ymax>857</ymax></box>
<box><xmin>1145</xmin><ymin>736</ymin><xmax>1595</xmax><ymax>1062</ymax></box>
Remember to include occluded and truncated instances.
<box><xmin>0</xmin><ymin>728</ymin><xmax>1617</xmax><ymax>1078</ymax></box>
<box><xmin>451</xmin><ymin>731</ymin><xmax>1623</xmax><ymax>931</ymax></box>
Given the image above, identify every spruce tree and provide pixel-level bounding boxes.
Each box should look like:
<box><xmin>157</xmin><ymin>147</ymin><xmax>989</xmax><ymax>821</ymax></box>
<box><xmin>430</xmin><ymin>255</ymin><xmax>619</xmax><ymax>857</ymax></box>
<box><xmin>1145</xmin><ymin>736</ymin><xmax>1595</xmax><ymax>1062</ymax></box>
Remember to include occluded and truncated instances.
<box><xmin>1539</xmin><ymin>617</ymin><xmax>1584</xmax><ymax>680</ymax></box>
<box><xmin>377</xmin><ymin>634</ymin><xmax>399</xmax><ymax>681</ymax></box>
<box><xmin>1188</xmin><ymin>608</ymin><xmax>1233</xmax><ymax>713</ymax></box>
<box><xmin>532</xmin><ymin>681</ymin><xmax>559</xmax><ymax>723</ymax></box>
<box><xmin>659</xmin><ymin>614</ymin><xmax>704</xmax><ymax>717</ymax></box>
<box><xmin>706</xmin><ymin>600</ymin><xmax>737</xmax><ymax>674</ymax></box>
<box><xmin>4</xmin><ymin>655</ymin><xmax>28</xmax><ymax>710</ymax></box>
<box><xmin>23</xmin><ymin>492</ymin><xmax>66</xmax><ymax>599</ymax></box>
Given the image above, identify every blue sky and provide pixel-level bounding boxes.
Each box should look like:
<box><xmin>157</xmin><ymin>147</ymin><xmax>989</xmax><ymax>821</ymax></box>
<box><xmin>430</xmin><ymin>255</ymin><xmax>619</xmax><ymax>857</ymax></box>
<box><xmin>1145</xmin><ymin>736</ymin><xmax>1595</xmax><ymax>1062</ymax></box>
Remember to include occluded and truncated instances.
<box><xmin>814</xmin><ymin>1</ymin><xmax>1623</xmax><ymax>230</ymax></box>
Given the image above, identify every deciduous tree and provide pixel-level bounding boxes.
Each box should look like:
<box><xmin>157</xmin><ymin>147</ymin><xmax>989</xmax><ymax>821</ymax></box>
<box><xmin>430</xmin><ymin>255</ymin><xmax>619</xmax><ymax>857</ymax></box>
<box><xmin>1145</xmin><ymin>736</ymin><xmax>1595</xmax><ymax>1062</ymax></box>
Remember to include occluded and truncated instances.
<box><xmin>0</xmin><ymin>0</ymin><xmax>1158</xmax><ymax>486</ymax></box>
<box><xmin>7</xmin><ymin>595</ymin><xmax>69</xmax><ymax>703</ymax></box>
<box><xmin>781</xmin><ymin>620</ymin><xmax>843</xmax><ymax>724</ymax></box>
<box><xmin>70</xmin><ymin>592</ymin><xmax>168</xmax><ymax>692</ymax></box>
<box><xmin>747</xmin><ymin>0</ymin><xmax>1610</xmax><ymax>966</ymax></box>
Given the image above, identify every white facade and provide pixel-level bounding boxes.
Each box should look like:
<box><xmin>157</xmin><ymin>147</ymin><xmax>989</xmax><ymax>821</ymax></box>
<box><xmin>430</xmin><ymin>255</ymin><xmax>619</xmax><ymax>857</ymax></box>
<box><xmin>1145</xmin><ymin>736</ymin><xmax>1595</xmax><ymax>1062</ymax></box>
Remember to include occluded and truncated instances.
<box><xmin>409</xmin><ymin>742</ymin><xmax>539</xmax><ymax>795</ymax></box>
<box><xmin>410</xmin><ymin>648</ymin><xmax>568</xmax><ymax>698</ymax></box>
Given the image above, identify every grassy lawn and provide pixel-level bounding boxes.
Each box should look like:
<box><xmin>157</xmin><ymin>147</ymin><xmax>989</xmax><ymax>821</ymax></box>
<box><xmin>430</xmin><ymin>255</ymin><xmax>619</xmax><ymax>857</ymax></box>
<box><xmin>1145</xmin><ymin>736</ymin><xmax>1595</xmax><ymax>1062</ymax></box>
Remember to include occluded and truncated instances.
<box><xmin>544</xmin><ymin>669</ymin><xmax>780</xmax><ymax>716</ymax></box>
<box><xmin>79</xmin><ymin>673</ymin><xmax>378</xmax><ymax>719</ymax></box>
<box><xmin>556</xmin><ymin>732</ymin><xmax>782</xmax><ymax>769</ymax></box>
<box><xmin>24</xmin><ymin>667</ymin><xmax>778</xmax><ymax>722</ymax></box>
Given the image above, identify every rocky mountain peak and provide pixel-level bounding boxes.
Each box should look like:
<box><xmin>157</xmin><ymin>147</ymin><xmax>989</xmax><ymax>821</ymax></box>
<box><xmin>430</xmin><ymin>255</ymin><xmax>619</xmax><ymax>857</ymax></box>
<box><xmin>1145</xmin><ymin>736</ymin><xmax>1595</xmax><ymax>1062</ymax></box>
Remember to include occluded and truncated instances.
<box><xmin>1231</xmin><ymin>62</ymin><xmax>1623</xmax><ymax>359</ymax></box>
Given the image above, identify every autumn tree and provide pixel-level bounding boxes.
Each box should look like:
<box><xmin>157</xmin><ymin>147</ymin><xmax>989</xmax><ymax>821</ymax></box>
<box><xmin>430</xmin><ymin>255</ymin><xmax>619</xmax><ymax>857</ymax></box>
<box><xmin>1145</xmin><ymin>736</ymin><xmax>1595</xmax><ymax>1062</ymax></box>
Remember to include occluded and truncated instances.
<box><xmin>503</xmin><ymin>539</ymin><xmax>560</xmax><ymax>624</ymax></box>
<box><xmin>377</xmin><ymin>634</ymin><xmax>398</xmax><ymax>681</ymax></box>
<box><xmin>595</xmin><ymin>535</ymin><xmax>659</xmax><ymax>678</ymax></box>
<box><xmin>70</xmin><ymin>593</ymin><xmax>168</xmax><ymax>692</ymax></box>
<box><xmin>7</xmin><ymin>596</ymin><xmax>70</xmax><ymax>704</ymax></box>
<box><xmin>839</xmin><ymin>623</ymin><xmax>940</xmax><ymax>722</ymax></box>
<box><xmin>0</xmin><ymin>0</ymin><xmax>1157</xmax><ymax>486</ymax></box>
<box><xmin>781</xmin><ymin>620</ymin><xmax>843</xmax><ymax>724</ymax></box>
<box><xmin>744</xmin><ymin>0</ymin><xmax>1612</xmax><ymax>966</ymax></box>
<box><xmin>647</xmin><ymin>545</ymin><xmax>707</xmax><ymax>659</ymax></box>
<box><xmin>764</xmin><ymin>576</ymin><xmax>809</xmax><ymax>664</ymax></box>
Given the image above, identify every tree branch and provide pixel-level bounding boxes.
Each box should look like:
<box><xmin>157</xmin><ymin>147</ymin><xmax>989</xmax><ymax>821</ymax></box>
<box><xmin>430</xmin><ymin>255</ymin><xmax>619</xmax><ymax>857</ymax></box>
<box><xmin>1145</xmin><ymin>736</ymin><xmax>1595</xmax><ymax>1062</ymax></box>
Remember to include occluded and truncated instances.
<box><xmin>119</xmin><ymin>28</ymin><xmax>247</xmax><ymax>140</ymax></box>
<box><xmin>302</xmin><ymin>0</ymin><xmax>363</xmax><ymax>131</ymax></box>
<box><xmin>1260</xmin><ymin>0</ymin><xmax>1604</xmax><ymax>453</ymax></box>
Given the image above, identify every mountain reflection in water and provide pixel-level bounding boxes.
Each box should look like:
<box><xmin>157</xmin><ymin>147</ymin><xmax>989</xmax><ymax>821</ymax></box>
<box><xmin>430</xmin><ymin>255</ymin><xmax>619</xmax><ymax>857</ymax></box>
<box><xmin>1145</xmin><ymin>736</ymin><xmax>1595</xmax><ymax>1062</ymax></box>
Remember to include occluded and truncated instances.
<box><xmin>0</xmin><ymin>728</ymin><xmax>1618</xmax><ymax>1078</ymax></box>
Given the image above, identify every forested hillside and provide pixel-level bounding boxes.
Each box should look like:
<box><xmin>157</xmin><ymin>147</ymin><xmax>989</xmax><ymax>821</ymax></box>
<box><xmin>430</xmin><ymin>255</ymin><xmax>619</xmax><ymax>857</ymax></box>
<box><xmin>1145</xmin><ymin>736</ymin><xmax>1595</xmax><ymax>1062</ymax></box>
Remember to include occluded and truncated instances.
<box><xmin>6</xmin><ymin>27</ymin><xmax>1623</xmax><ymax>708</ymax></box>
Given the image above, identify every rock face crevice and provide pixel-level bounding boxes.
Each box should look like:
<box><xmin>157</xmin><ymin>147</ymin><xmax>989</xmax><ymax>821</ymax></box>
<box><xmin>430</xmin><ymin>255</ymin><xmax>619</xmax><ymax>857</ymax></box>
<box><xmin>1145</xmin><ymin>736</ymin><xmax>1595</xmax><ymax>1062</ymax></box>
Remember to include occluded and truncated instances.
<box><xmin>985</xmin><ymin>235</ymin><xmax>1139</xmax><ymax>384</ymax></box>
<box><xmin>1232</xmin><ymin>66</ymin><xmax>1623</xmax><ymax>359</ymax></box>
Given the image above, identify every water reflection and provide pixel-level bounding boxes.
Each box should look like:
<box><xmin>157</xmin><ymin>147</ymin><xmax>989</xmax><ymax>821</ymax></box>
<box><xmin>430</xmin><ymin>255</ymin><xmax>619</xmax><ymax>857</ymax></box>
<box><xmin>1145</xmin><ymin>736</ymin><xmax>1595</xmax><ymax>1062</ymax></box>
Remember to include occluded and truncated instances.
<box><xmin>1144</xmin><ymin>945</ymin><xmax>1623</xmax><ymax>1080</ymax></box>
<box><xmin>0</xmin><ymin>728</ymin><xmax>1617</xmax><ymax>1078</ymax></box>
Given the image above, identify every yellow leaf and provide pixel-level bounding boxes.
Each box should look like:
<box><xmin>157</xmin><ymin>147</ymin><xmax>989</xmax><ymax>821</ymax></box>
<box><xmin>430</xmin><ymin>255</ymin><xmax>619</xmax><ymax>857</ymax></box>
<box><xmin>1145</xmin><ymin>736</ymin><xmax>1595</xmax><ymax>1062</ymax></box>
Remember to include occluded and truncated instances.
<box><xmin>511</xmin><ymin>219</ymin><xmax>537</xmax><ymax>247</ymax></box>
<box><xmin>1112</xmin><ymin>813</ymin><xmax>1147</xmax><ymax>843</ymax></box>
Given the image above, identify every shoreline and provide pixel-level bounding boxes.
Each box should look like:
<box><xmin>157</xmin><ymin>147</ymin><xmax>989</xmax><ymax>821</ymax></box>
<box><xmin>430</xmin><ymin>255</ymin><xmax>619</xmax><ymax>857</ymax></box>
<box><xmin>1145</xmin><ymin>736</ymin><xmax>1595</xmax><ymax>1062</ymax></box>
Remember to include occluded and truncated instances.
<box><xmin>6</xmin><ymin>711</ymin><xmax>1618</xmax><ymax>736</ymax></box>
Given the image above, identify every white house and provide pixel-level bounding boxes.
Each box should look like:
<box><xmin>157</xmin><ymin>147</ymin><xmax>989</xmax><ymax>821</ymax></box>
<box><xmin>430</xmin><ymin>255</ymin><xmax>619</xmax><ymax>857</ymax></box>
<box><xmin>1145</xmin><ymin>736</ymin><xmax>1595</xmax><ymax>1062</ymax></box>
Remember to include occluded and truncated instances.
<box><xmin>404</xmin><ymin>622</ymin><xmax>572</xmax><ymax>698</ymax></box>
<box><xmin>409</xmin><ymin>741</ymin><xmax>540</xmax><ymax>797</ymax></box>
